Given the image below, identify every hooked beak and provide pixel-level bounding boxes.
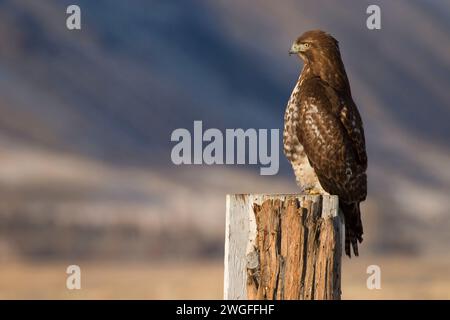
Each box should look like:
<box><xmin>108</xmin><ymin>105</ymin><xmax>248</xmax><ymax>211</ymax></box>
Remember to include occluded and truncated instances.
<box><xmin>289</xmin><ymin>42</ymin><xmax>306</xmax><ymax>55</ymax></box>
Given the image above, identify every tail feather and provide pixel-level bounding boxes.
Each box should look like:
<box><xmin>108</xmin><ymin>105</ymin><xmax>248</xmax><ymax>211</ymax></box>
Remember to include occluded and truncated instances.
<box><xmin>341</xmin><ymin>202</ymin><xmax>363</xmax><ymax>258</ymax></box>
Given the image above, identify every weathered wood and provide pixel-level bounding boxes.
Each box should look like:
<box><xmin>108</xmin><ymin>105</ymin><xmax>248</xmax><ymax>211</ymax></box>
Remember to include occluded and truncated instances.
<box><xmin>224</xmin><ymin>194</ymin><xmax>342</xmax><ymax>300</ymax></box>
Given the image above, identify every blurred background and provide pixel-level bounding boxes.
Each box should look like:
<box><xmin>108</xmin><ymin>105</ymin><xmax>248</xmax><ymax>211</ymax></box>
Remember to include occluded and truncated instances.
<box><xmin>0</xmin><ymin>0</ymin><xmax>449</xmax><ymax>299</ymax></box>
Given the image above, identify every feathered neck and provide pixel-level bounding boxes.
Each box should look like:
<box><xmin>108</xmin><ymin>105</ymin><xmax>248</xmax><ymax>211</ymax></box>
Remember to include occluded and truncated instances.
<box><xmin>300</xmin><ymin>46</ymin><xmax>351</xmax><ymax>95</ymax></box>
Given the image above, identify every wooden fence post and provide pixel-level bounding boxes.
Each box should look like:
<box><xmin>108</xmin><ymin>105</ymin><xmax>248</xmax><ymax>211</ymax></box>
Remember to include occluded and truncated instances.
<box><xmin>224</xmin><ymin>194</ymin><xmax>342</xmax><ymax>300</ymax></box>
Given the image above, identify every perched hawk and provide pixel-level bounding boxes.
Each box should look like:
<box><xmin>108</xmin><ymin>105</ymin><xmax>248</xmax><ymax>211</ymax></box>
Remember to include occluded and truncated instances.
<box><xmin>283</xmin><ymin>30</ymin><xmax>367</xmax><ymax>257</ymax></box>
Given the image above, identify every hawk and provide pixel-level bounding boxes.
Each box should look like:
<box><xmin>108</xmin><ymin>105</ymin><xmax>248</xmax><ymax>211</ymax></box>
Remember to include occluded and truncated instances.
<box><xmin>283</xmin><ymin>30</ymin><xmax>367</xmax><ymax>257</ymax></box>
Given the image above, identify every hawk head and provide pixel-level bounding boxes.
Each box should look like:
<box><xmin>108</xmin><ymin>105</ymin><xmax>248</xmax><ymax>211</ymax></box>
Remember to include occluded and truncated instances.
<box><xmin>289</xmin><ymin>30</ymin><xmax>350</xmax><ymax>93</ymax></box>
<box><xmin>289</xmin><ymin>30</ymin><xmax>340</xmax><ymax>63</ymax></box>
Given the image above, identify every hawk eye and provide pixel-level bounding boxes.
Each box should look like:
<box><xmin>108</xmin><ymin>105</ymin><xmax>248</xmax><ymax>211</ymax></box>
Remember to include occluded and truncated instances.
<box><xmin>303</xmin><ymin>43</ymin><xmax>310</xmax><ymax>48</ymax></box>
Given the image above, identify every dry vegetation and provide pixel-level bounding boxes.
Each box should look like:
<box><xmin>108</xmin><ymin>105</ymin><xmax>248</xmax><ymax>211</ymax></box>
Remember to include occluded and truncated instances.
<box><xmin>0</xmin><ymin>256</ymin><xmax>449</xmax><ymax>299</ymax></box>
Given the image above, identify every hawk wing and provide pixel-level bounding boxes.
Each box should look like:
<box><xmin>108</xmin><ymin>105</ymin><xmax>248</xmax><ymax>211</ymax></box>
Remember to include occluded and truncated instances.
<box><xmin>297</xmin><ymin>77</ymin><xmax>367</xmax><ymax>202</ymax></box>
<box><xmin>323</xmin><ymin>85</ymin><xmax>367</xmax><ymax>170</ymax></box>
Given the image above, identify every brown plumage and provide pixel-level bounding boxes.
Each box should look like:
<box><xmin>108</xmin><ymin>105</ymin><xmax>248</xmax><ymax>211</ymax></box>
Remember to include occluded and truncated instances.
<box><xmin>283</xmin><ymin>30</ymin><xmax>367</xmax><ymax>257</ymax></box>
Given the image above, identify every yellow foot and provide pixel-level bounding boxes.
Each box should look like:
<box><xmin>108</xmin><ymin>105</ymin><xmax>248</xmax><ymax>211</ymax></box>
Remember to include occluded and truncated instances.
<box><xmin>307</xmin><ymin>189</ymin><xmax>322</xmax><ymax>195</ymax></box>
<box><xmin>302</xmin><ymin>186</ymin><xmax>323</xmax><ymax>195</ymax></box>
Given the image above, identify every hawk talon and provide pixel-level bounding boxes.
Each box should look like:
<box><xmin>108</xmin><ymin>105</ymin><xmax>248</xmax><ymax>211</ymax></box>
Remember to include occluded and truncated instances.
<box><xmin>300</xmin><ymin>185</ymin><xmax>322</xmax><ymax>195</ymax></box>
<box><xmin>307</xmin><ymin>189</ymin><xmax>322</xmax><ymax>196</ymax></box>
<box><xmin>303</xmin><ymin>186</ymin><xmax>323</xmax><ymax>195</ymax></box>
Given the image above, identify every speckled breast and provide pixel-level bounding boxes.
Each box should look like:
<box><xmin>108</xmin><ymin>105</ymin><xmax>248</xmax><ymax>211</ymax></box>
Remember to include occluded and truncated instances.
<box><xmin>283</xmin><ymin>80</ymin><xmax>305</xmax><ymax>163</ymax></box>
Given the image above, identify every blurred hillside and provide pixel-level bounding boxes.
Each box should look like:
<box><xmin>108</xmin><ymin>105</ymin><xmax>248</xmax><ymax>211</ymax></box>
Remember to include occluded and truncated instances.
<box><xmin>0</xmin><ymin>0</ymin><xmax>449</xmax><ymax>262</ymax></box>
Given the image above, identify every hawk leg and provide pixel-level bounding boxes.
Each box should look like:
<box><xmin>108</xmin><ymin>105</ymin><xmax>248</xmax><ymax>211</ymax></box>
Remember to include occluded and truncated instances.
<box><xmin>291</xmin><ymin>154</ymin><xmax>328</xmax><ymax>196</ymax></box>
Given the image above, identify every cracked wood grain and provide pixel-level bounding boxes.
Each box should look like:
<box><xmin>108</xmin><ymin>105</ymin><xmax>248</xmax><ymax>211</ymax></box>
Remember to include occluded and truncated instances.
<box><xmin>224</xmin><ymin>194</ymin><xmax>341</xmax><ymax>300</ymax></box>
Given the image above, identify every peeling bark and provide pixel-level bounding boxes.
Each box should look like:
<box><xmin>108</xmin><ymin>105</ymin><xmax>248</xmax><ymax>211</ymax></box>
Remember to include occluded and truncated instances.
<box><xmin>242</xmin><ymin>195</ymin><xmax>341</xmax><ymax>300</ymax></box>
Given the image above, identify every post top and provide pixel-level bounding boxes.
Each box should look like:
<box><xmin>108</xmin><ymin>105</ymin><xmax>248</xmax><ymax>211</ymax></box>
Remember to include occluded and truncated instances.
<box><xmin>226</xmin><ymin>194</ymin><xmax>339</xmax><ymax>218</ymax></box>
